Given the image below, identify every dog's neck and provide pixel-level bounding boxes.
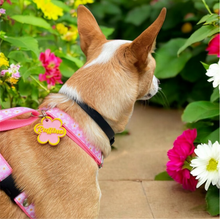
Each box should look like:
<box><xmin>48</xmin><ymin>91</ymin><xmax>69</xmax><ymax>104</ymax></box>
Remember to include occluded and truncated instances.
<box><xmin>40</xmin><ymin>80</ymin><xmax>135</xmax><ymax>158</ymax></box>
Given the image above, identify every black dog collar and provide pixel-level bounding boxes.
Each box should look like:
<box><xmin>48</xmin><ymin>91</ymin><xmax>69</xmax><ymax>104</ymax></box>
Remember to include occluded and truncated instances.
<box><xmin>73</xmin><ymin>99</ymin><xmax>115</xmax><ymax>145</ymax></box>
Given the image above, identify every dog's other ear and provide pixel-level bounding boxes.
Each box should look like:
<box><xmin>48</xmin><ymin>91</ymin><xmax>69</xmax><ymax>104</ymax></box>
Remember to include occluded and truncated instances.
<box><xmin>129</xmin><ymin>8</ymin><xmax>166</xmax><ymax>71</ymax></box>
<box><xmin>77</xmin><ymin>5</ymin><xmax>106</xmax><ymax>56</ymax></box>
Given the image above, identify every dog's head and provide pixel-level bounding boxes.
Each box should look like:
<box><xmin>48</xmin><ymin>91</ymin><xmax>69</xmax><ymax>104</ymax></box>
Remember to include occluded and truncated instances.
<box><xmin>59</xmin><ymin>5</ymin><xmax>166</xmax><ymax>132</ymax></box>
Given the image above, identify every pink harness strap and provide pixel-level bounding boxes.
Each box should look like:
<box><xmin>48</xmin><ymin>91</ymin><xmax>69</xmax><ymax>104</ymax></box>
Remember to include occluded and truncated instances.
<box><xmin>0</xmin><ymin>107</ymin><xmax>103</xmax><ymax>219</ymax></box>
<box><xmin>0</xmin><ymin>107</ymin><xmax>39</xmax><ymax>131</ymax></box>
<box><xmin>47</xmin><ymin>108</ymin><xmax>103</xmax><ymax>166</ymax></box>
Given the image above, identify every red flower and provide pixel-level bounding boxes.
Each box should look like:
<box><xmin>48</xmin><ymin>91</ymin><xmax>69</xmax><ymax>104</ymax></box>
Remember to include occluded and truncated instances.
<box><xmin>39</xmin><ymin>49</ymin><xmax>63</xmax><ymax>88</ymax></box>
<box><xmin>166</xmin><ymin>129</ymin><xmax>198</xmax><ymax>191</ymax></box>
<box><xmin>206</xmin><ymin>34</ymin><xmax>220</xmax><ymax>58</ymax></box>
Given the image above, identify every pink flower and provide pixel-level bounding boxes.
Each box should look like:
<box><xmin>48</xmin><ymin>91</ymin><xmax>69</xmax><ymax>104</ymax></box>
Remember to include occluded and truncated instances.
<box><xmin>1</xmin><ymin>69</ymin><xmax>7</xmax><ymax>76</ymax></box>
<box><xmin>206</xmin><ymin>34</ymin><xmax>220</xmax><ymax>58</ymax></box>
<box><xmin>39</xmin><ymin>68</ymin><xmax>63</xmax><ymax>87</ymax></box>
<box><xmin>1</xmin><ymin>63</ymin><xmax>21</xmax><ymax>78</ymax></box>
<box><xmin>166</xmin><ymin>129</ymin><xmax>198</xmax><ymax>191</ymax></box>
<box><xmin>39</xmin><ymin>49</ymin><xmax>63</xmax><ymax>88</ymax></box>
<box><xmin>12</xmin><ymin>72</ymin><xmax>20</xmax><ymax>79</ymax></box>
<box><xmin>40</xmin><ymin>49</ymin><xmax>62</xmax><ymax>71</ymax></box>
<box><xmin>0</xmin><ymin>8</ymin><xmax>6</xmax><ymax>14</ymax></box>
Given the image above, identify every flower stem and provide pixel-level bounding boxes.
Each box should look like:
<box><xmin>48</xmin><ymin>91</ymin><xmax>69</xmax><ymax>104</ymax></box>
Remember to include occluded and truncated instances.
<box><xmin>30</xmin><ymin>76</ymin><xmax>50</xmax><ymax>93</ymax></box>
<box><xmin>19</xmin><ymin>0</ymin><xmax>24</xmax><ymax>13</ymax></box>
<box><xmin>5</xmin><ymin>83</ymin><xmax>13</xmax><ymax>108</ymax></box>
<box><xmin>202</xmin><ymin>0</ymin><xmax>213</xmax><ymax>15</ymax></box>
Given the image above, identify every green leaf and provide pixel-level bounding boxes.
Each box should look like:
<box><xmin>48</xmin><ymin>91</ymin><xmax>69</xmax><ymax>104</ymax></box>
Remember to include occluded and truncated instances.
<box><xmin>2</xmin><ymin>36</ymin><xmax>39</xmax><ymax>58</ymax></box>
<box><xmin>31</xmin><ymin>86</ymin><xmax>39</xmax><ymax>102</ymax></box>
<box><xmin>197</xmin><ymin>14</ymin><xmax>219</xmax><ymax>25</ymax></box>
<box><xmin>177</xmin><ymin>25</ymin><xmax>219</xmax><ymax>55</ymax></box>
<box><xmin>155</xmin><ymin>171</ymin><xmax>173</xmax><ymax>181</ymax></box>
<box><xmin>18</xmin><ymin>79</ymin><xmax>31</xmax><ymax>96</ymax></box>
<box><xmin>21</xmin><ymin>66</ymin><xmax>45</xmax><ymax>80</ymax></box>
<box><xmin>55</xmin><ymin>51</ymin><xmax>84</xmax><ymax>68</ymax></box>
<box><xmin>182</xmin><ymin>101</ymin><xmax>219</xmax><ymax>123</ymax></box>
<box><xmin>197</xmin><ymin>14</ymin><xmax>211</xmax><ymax>24</ymax></box>
<box><xmin>125</xmin><ymin>5</ymin><xmax>151</xmax><ymax>26</ymax></box>
<box><xmin>155</xmin><ymin>38</ymin><xmax>192</xmax><ymax>79</ymax></box>
<box><xmin>59</xmin><ymin>60</ymin><xmax>76</xmax><ymax>78</ymax></box>
<box><xmin>205</xmin><ymin>14</ymin><xmax>219</xmax><ymax>24</ymax></box>
<box><xmin>206</xmin><ymin>186</ymin><xmax>219</xmax><ymax>216</ymax></box>
<box><xmin>8</xmin><ymin>51</ymin><xmax>31</xmax><ymax>64</ymax></box>
<box><xmin>180</xmin><ymin>53</ymin><xmax>206</xmax><ymax>83</ymax></box>
<box><xmin>200</xmin><ymin>61</ymin><xmax>210</xmax><ymax>70</ymax></box>
<box><xmin>210</xmin><ymin>88</ymin><xmax>219</xmax><ymax>102</ymax></box>
<box><xmin>11</xmin><ymin>15</ymin><xmax>54</xmax><ymax>32</ymax></box>
<box><xmin>100</xmin><ymin>26</ymin><xmax>115</xmax><ymax>39</ymax></box>
<box><xmin>201</xmin><ymin>128</ymin><xmax>220</xmax><ymax>143</ymax></box>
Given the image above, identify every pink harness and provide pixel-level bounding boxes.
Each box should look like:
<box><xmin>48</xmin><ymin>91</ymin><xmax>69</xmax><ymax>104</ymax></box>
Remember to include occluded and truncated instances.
<box><xmin>0</xmin><ymin>107</ymin><xmax>103</xmax><ymax>219</ymax></box>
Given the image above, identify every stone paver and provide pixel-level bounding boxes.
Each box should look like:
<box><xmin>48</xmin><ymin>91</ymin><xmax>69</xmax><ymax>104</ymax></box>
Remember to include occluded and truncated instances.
<box><xmin>143</xmin><ymin>181</ymin><xmax>211</xmax><ymax>219</ymax></box>
<box><xmin>99</xmin><ymin>181</ymin><xmax>153</xmax><ymax>218</ymax></box>
<box><xmin>98</xmin><ymin>103</ymin><xmax>214</xmax><ymax>219</ymax></box>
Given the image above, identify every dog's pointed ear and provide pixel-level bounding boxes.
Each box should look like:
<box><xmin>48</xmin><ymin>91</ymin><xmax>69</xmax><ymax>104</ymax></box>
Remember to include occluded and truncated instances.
<box><xmin>77</xmin><ymin>5</ymin><xmax>106</xmax><ymax>56</ymax></box>
<box><xmin>128</xmin><ymin>8</ymin><xmax>166</xmax><ymax>71</ymax></box>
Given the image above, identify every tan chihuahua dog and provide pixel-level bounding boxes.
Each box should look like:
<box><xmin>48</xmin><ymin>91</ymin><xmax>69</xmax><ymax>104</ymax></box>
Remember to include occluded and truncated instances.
<box><xmin>0</xmin><ymin>5</ymin><xmax>166</xmax><ymax>218</ymax></box>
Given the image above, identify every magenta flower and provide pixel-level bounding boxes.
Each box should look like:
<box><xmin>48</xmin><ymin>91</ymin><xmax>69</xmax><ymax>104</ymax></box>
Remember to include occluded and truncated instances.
<box><xmin>39</xmin><ymin>68</ymin><xmax>63</xmax><ymax>88</ymax></box>
<box><xmin>39</xmin><ymin>49</ymin><xmax>63</xmax><ymax>88</ymax></box>
<box><xmin>39</xmin><ymin>49</ymin><xmax>62</xmax><ymax>70</ymax></box>
<box><xmin>206</xmin><ymin>34</ymin><xmax>220</xmax><ymax>58</ymax></box>
<box><xmin>166</xmin><ymin>129</ymin><xmax>198</xmax><ymax>191</ymax></box>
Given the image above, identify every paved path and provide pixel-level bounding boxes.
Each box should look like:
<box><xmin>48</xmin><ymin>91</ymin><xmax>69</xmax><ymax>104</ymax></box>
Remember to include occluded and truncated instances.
<box><xmin>98</xmin><ymin>103</ymin><xmax>213</xmax><ymax>219</ymax></box>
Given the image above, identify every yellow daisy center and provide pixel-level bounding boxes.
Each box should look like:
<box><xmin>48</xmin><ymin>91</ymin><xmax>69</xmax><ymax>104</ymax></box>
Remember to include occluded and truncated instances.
<box><xmin>206</xmin><ymin>158</ymin><xmax>218</xmax><ymax>171</ymax></box>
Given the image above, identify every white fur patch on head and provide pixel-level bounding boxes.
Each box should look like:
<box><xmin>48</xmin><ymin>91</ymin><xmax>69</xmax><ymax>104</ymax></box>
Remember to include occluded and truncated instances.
<box><xmin>139</xmin><ymin>76</ymin><xmax>159</xmax><ymax>100</ymax></box>
<box><xmin>150</xmin><ymin>75</ymin><xmax>159</xmax><ymax>96</ymax></box>
<box><xmin>84</xmin><ymin>40</ymin><xmax>131</xmax><ymax>68</ymax></box>
<box><xmin>59</xmin><ymin>84</ymin><xmax>82</xmax><ymax>102</ymax></box>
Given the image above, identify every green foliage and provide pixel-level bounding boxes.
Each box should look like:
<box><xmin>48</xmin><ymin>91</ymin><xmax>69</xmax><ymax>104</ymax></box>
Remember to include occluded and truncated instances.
<box><xmin>206</xmin><ymin>186</ymin><xmax>220</xmax><ymax>216</ymax></box>
<box><xmin>155</xmin><ymin>171</ymin><xmax>173</xmax><ymax>181</ymax></box>
<box><xmin>182</xmin><ymin>101</ymin><xmax>219</xmax><ymax>123</ymax></box>
<box><xmin>177</xmin><ymin>25</ymin><xmax>219</xmax><ymax>55</ymax></box>
<box><xmin>2</xmin><ymin>36</ymin><xmax>40</xmax><ymax>58</ymax></box>
<box><xmin>155</xmin><ymin>38</ymin><xmax>192</xmax><ymax>79</ymax></box>
<box><xmin>11</xmin><ymin>15</ymin><xmax>54</xmax><ymax>31</ymax></box>
<box><xmin>210</xmin><ymin>88</ymin><xmax>219</xmax><ymax>102</ymax></box>
<box><xmin>0</xmin><ymin>0</ymin><xmax>115</xmax><ymax>109</ymax></box>
<box><xmin>125</xmin><ymin>5</ymin><xmax>151</xmax><ymax>26</ymax></box>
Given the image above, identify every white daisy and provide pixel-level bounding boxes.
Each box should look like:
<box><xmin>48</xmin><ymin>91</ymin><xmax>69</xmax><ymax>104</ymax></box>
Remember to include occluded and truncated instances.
<box><xmin>190</xmin><ymin>141</ymin><xmax>220</xmax><ymax>191</ymax></box>
<box><xmin>205</xmin><ymin>60</ymin><xmax>220</xmax><ymax>90</ymax></box>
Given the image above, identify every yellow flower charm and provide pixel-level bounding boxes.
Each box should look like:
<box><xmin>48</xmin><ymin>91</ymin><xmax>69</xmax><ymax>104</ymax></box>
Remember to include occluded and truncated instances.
<box><xmin>33</xmin><ymin>0</ymin><xmax>63</xmax><ymax>20</ymax></box>
<box><xmin>0</xmin><ymin>52</ymin><xmax>9</xmax><ymax>67</ymax></box>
